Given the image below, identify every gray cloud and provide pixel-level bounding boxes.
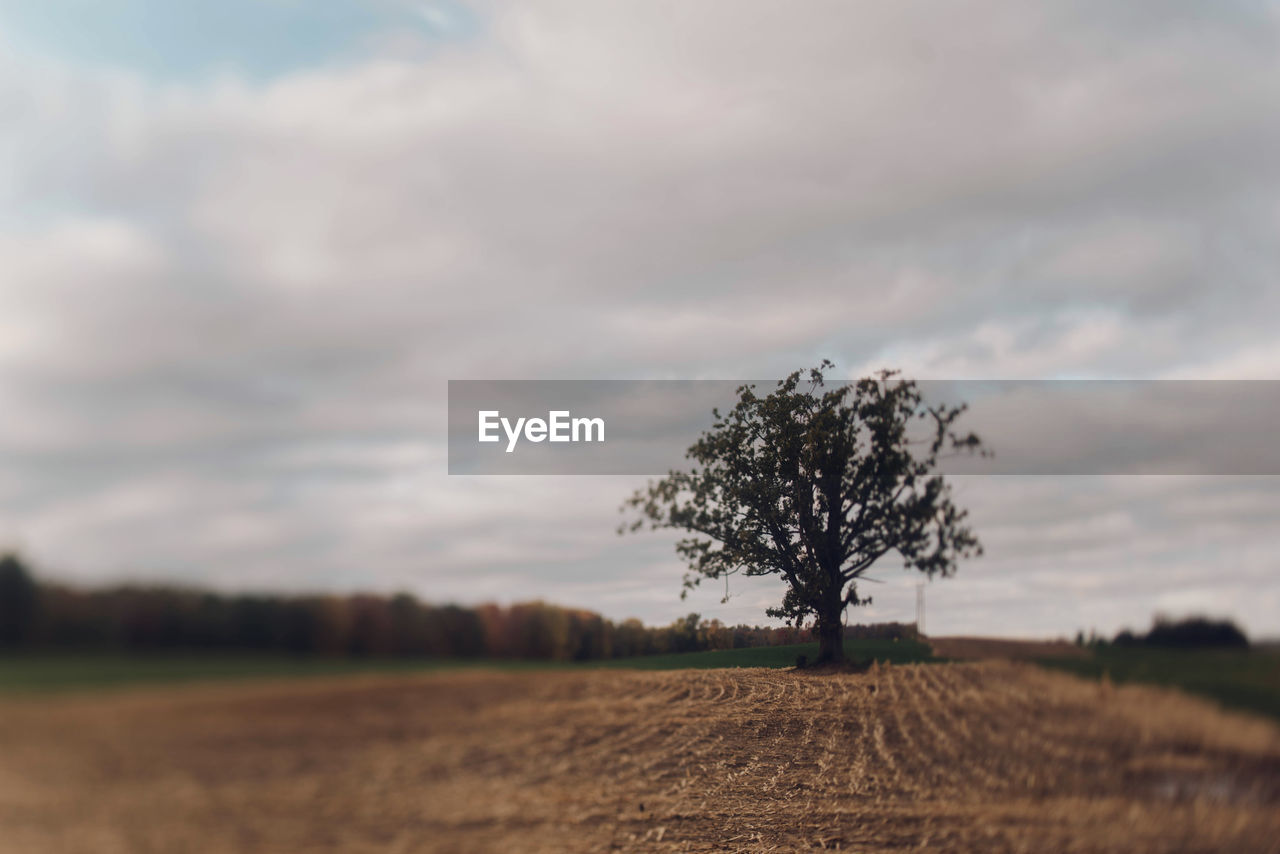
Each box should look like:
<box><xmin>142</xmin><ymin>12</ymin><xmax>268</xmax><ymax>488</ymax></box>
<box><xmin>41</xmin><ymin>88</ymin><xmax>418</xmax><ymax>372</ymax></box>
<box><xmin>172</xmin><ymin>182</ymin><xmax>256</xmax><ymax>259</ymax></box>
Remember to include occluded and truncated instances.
<box><xmin>1</xmin><ymin>1</ymin><xmax>1279</xmax><ymax>638</ymax></box>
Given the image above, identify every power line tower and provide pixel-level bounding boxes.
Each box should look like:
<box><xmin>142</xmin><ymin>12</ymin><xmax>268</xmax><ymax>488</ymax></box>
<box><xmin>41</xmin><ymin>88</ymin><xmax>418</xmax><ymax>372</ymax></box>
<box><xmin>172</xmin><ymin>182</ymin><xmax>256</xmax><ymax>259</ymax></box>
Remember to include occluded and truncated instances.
<box><xmin>916</xmin><ymin>583</ymin><xmax>926</xmax><ymax>637</ymax></box>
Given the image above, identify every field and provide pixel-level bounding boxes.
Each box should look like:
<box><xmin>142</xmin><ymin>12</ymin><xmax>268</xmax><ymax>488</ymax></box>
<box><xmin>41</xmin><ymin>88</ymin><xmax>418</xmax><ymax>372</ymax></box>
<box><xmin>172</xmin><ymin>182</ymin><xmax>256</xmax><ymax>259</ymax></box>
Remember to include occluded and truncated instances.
<box><xmin>1035</xmin><ymin>645</ymin><xmax>1280</xmax><ymax>723</ymax></box>
<box><xmin>0</xmin><ymin>654</ymin><xmax>457</xmax><ymax>693</ymax></box>
<box><xmin>591</xmin><ymin>638</ymin><xmax>935</xmax><ymax>670</ymax></box>
<box><xmin>0</xmin><ymin>640</ymin><xmax>935</xmax><ymax>693</ymax></box>
<box><xmin>2</xmin><ymin>662</ymin><xmax>1279</xmax><ymax>853</ymax></box>
<box><xmin>926</xmin><ymin>636</ymin><xmax>1087</xmax><ymax>661</ymax></box>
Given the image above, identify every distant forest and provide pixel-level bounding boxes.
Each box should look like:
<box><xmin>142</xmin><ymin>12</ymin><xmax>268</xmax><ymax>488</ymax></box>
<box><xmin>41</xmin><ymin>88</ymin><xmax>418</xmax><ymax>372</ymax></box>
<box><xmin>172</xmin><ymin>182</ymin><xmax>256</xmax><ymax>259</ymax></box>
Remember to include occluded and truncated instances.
<box><xmin>0</xmin><ymin>554</ymin><xmax>917</xmax><ymax>660</ymax></box>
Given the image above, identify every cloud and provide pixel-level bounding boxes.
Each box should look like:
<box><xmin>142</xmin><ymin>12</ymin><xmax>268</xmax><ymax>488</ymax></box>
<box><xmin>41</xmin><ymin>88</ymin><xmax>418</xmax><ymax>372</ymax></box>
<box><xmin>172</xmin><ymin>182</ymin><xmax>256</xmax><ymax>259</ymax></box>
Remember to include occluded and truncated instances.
<box><xmin>1</xmin><ymin>1</ymin><xmax>1279</xmax><ymax>637</ymax></box>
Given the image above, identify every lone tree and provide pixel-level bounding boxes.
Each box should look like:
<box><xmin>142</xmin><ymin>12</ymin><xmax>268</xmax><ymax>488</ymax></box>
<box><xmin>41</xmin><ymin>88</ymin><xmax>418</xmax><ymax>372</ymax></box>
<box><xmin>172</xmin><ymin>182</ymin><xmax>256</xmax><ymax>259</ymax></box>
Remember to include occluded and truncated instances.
<box><xmin>622</xmin><ymin>363</ymin><xmax>985</xmax><ymax>664</ymax></box>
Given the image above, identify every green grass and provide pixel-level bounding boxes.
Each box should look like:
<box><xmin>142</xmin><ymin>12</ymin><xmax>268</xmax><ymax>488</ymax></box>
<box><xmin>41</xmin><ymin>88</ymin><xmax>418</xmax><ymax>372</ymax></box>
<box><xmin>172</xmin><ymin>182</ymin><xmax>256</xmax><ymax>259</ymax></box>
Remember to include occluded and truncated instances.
<box><xmin>1037</xmin><ymin>646</ymin><xmax>1280</xmax><ymax>723</ymax></box>
<box><xmin>0</xmin><ymin>654</ymin><xmax>465</xmax><ymax>694</ymax></box>
<box><xmin>0</xmin><ymin>638</ymin><xmax>936</xmax><ymax>694</ymax></box>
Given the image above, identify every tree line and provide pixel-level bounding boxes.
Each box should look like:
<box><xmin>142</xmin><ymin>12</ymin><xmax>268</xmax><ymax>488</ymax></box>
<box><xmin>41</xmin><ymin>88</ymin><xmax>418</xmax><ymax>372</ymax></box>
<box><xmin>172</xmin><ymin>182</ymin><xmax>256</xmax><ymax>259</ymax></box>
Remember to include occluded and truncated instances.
<box><xmin>1076</xmin><ymin>615</ymin><xmax>1250</xmax><ymax>650</ymax></box>
<box><xmin>0</xmin><ymin>553</ymin><xmax>915</xmax><ymax>660</ymax></box>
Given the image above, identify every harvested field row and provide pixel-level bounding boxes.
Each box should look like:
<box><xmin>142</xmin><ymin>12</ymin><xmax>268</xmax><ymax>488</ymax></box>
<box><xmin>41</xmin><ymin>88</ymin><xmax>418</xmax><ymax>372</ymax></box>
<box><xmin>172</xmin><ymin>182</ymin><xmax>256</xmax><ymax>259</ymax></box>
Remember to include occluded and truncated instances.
<box><xmin>1</xmin><ymin>662</ymin><xmax>1278</xmax><ymax>852</ymax></box>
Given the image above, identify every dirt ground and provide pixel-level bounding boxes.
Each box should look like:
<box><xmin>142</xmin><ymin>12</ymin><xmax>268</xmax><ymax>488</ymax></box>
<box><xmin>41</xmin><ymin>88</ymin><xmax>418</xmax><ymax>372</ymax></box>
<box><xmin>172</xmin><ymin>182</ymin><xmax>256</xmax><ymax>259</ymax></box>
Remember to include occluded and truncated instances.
<box><xmin>926</xmin><ymin>636</ymin><xmax>1090</xmax><ymax>660</ymax></box>
<box><xmin>2</xmin><ymin>662</ymin><xmax>1279</xmax><ymax>853</ymax></box>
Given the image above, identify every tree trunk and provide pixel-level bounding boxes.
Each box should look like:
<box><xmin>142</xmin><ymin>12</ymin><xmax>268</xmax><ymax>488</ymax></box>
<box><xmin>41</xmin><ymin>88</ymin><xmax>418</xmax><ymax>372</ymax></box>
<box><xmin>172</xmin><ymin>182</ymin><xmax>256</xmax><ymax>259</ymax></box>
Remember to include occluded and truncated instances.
<box><xmin>815</xmin><ymin>610</ymin><xmax>844</xmax><ymax>664</ymax></box>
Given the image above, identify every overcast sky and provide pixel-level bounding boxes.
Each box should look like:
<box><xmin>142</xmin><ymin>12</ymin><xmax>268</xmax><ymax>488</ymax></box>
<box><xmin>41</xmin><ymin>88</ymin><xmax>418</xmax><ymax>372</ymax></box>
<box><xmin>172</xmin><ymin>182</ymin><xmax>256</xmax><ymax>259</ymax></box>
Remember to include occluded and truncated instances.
<box><xmin>2</xmin><ymin>1</ymin><xmax>1279</xmax><ymax>639</ymax></box>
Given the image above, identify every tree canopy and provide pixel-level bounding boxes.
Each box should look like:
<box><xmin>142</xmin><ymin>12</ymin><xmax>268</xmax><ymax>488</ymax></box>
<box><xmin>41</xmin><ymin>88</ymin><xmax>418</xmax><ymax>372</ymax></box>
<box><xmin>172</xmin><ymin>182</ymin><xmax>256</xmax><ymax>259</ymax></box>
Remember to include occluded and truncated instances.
<box><xmin>622</xmin><ymin>363</ymin><xmax>986</xmax><ymax>663</ymax></box>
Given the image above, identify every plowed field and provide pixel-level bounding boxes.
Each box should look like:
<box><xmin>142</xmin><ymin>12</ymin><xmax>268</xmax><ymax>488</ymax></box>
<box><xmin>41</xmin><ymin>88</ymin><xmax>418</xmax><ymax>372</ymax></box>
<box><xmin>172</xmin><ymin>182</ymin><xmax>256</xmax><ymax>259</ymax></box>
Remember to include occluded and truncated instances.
<box><xmin>2</xmin><ymin>662</ymin><xmax>1278</xmax><ymax>852</ymax></box>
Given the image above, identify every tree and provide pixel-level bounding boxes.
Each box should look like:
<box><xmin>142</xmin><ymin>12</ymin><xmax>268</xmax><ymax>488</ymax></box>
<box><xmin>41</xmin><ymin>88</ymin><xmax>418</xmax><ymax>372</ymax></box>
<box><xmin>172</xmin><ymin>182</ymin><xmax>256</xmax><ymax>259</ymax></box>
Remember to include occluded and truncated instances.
<box><xmin>0</xmin><ymin>552</ymin><xmax>40</xmax><ymax>646</ymax></box>
<box><xmin>1142</xmin><ymin>615</ymin><xmax>1249</xmax><ymax>649</ymax></box>
<box><xmin>622</xmin><ymin>363</ymin><xmax>985</xmax><ymax>664</ymax></box>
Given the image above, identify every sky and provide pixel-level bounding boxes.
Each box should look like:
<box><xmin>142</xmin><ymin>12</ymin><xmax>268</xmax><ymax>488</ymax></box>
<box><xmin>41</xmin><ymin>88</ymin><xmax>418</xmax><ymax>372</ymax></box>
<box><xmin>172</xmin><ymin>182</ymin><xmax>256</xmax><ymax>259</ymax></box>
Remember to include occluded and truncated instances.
<box><xmin>2</xmin><ymin>0</ymin><xmax>1279</xmax><ymax>639</ymax></box>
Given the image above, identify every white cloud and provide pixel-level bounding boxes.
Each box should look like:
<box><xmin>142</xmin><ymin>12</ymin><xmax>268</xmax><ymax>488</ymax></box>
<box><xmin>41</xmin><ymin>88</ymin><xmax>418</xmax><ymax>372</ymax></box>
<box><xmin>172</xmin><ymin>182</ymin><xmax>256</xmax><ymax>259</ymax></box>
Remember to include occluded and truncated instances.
<box><xmin>2</xmin><ymin>1</ymin><xmax>1279</xmax><ymax>636</ymax></box>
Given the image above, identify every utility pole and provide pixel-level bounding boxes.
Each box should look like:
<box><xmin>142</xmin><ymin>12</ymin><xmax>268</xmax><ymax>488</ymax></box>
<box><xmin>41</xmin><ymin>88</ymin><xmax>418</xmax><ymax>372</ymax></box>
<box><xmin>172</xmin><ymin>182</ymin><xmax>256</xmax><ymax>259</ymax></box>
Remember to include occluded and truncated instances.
<box><xmin>916</xmin><ymin>583</ymin><xmax>925</xmax><ymax>636</ymax></box>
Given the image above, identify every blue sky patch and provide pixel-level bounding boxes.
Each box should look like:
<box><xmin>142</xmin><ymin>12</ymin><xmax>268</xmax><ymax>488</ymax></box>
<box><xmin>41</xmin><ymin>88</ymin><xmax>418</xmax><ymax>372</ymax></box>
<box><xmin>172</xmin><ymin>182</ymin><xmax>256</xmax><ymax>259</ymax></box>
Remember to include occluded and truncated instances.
<box><xmin>0</xmin><ymin>0</ymin><xmax>480</xmax><ymax>81</ymax></box>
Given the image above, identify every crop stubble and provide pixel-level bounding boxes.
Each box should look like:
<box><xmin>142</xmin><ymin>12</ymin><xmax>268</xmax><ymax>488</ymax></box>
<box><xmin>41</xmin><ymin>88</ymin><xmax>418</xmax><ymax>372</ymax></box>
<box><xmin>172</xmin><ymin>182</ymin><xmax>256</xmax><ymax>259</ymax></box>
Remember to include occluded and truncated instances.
<box><xmin>1</xmin><ymin>661</ymin><xmax>1278</xmax><ymax>852</ymax></box>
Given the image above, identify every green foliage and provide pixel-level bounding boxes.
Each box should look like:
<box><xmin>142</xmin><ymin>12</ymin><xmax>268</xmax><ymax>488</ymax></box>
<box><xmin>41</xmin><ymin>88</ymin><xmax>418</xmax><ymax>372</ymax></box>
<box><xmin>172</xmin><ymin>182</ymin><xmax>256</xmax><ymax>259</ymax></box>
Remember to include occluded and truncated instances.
<box><xmin>622</xmin><ymin>363</ymin><xmax>984</xmax><ymax>661</ymax></box>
